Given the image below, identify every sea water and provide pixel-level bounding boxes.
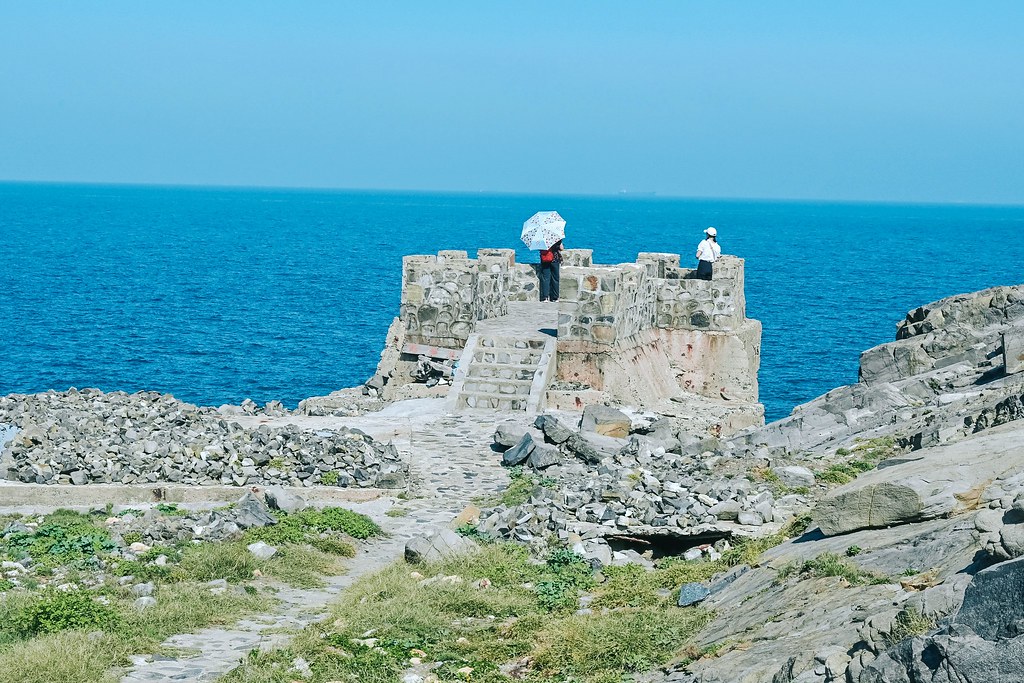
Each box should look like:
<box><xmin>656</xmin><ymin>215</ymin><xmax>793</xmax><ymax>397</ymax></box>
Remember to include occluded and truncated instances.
<box><xmin>1</xmin><ymin>182</ymin><xmax>1022</xmax><ymax>421</ymax></box>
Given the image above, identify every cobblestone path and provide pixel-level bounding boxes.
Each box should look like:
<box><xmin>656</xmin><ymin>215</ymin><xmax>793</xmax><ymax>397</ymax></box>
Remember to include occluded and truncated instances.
<box><xmin>120</xmin><ymin>407</ymin><xmax>518</xmax><ymax>682</ymax></box>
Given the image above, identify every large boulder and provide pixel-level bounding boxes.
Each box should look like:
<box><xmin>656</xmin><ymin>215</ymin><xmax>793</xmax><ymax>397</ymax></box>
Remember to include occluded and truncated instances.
<box><xmin>534</xmin><ymin>414</ymin><xmax>575</xmax><ymax>444</ymax></box>
<box><xmin>580</xmin><ymin>405</ymin><xmax>631</xmax><ymax>439</ymax></box>
<box><xmin>502</xmin><ymin>434</ymin><xmax>536</xmax><ymax>467</ymax></box>
<box><xmin>493</xmin><ymin>425</ymin><xmax>527</xmax><ymax>450</ymax></box>
<box><xmin>813</xmin><ymin>425</ymin><xmax>1024</xmax><ymax>536</ymax></box>
<box><xmin>234</xmin><ymin>492</ymin><xmax>278</xmax><ymax>529</ymax></box>
<box><xmin>405</xmin><ymin>529</ymin><xmax>478</xmax><ymax>564</ymax></box>
<box><xmin>264</xmin><ymin>487</ymin><xmax>307</xmax><ymax>514</ymax></box>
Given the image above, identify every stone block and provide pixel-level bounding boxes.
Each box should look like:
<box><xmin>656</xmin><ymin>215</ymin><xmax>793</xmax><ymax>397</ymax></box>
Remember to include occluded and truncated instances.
<box><xmin>527</xmin><ymin>444</ymin><xmax>561</xmax><ymax>469</ymax></box>
<box><xmin>405</xmin><ymin>529</ymin><xmax>478</xmax><ymax>564</ymax></box>
<box><xmin>265</xmin><ymin>487</ymin><xmax>307</xmax><ymax>514</ymax></box>
<box><xmin>1005</xmin><ymin>329</ymin><xmax>1024</xmax><ymax>374</ymax></box>
<box><xmin>580</xmin><ymin>405</ymin><xmax>631</xmax><ymax>439</ymax></box>
<box><xmin>502</xmin><ymin>434</ymin><xmax>536</xmax><ymax>466</ymax></box>
<box><xmin>677</xmin><ymin>582</ymin><xmax>711</xmax><ymax>607</ymax></box>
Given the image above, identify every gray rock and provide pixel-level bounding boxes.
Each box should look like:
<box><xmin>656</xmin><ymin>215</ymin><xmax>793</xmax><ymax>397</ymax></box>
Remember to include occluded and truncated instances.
<box><xmin>1006</xmin><ymin>328</ymin><xmax>1024</xmax><ymax>375</ymax></box>
<box><xmin>502</xmin><ymin>434</ymin><xmax>535</xmax><ymax>467</ymax></box>
<box><xmin>405</xmin><ymin>529</ymin><xmax>478</xmax><ymax>564</ymax></box>
<box><xmin>264</xmin><ymin>487</ymin><xmax>306</xmax><ymax>514</ymax></box>
<box><xmin>493</xmin><ymin>425</ymin><xmax>527</xmax><ymax>450</ymax></box>
<box><xmin>233</xmin><ymin>492</ymin><xmax>278</xmax><ymax>529</ymax></box>
<box><xmin>247</xmin><ymin>541</ymin><xmax>278</xmax><ymax>560</ymax></box>
<box><xmin>954</xmin><ymin>555</ymin><xmax>1024</xmax><ymax>640</ymax></box>
<box><xmin>131</xmin><ymin>582</ymin><xmax>154</xmax><ymax>597</ymax></box>
<box><xmin>814</xmin><ymin>426</ymin><xmax>1024</xmax><ymax>536</ymax></box>
<box><xmin>527</xmin><ymin>444</ymin><xmax>561</xmax><ymax>470</ymax></box>
<box><xmin>677</xmin><ymin>583</ymin><xmax>711</xmax><ymax>607</ymax></box>
<box><xmin>534</xmin><ymin>414</ymin><xmax>575</xmax><ymax>444</ymax></box>
<box><xmin>777</xmin><ymin>465</ymin><xmax>816</xmax><ymax>488</ymax></box>
<box><xmin>69</xmin><ymin>470</ymin><xmax>88</xmax><ymax>486</ymax></box>
<box><xmin>580</xmin><ymin>405</ymin><xmax>631</xmax><ymax>438</ymax></box>
<box><xmin>133</xmin><ymin>596</ymin><xmax>157</xmax><ymax>611</ymax></box>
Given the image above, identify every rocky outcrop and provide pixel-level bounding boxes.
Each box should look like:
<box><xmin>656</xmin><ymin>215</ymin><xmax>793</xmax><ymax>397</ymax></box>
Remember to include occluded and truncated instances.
<box><xmin>0</xmin><ymin>389</ymin><xmax>407</xmax><ymax>489</ymax></box>
<box><xmin>734</xmin><ymin>284</ymin><xmax>1024</xmax><ymax>458</ymax></box>
<box><xmin>813</xmin><ymin>423</ymin><xmax>1024</xmax><ymax>536</ymax></box>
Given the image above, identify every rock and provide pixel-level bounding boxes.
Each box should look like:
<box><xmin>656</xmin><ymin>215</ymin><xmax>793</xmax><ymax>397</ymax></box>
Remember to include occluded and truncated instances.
<box><xmin>131</xmin><ymin>582</ymin><xmax>154</xmax><ymax>597</ymax></box>
<box><xmin>777</xmin><ymin>465</ymin><xmax>816</xmax><ymax>488</ymax></box>
<box><xmin>234</xmin><ymin>493</ymin><xmax>278</xmax><ymax>529</ymax></box>
<box><xmin>954</xmin><ymin>554</ymin><xmax>1024</xmax><ymax>640</ymax></box>
<box><xmin>291</xmin><ymin>656</ymin><xmax>313</xmax><ymax>679</ymax></box>
<box><xmin>502</xmin><ymin>434</ymin><xmax>535</xmax><ymax>467</ymax></box>
<box><xmin>493</xmin><ymin>425</ymin><xmax>527</xmax><ymax>450</ymax></box>
<box><xmin>1006</xmin><ymin>328</ymin><xmax>1024</xmax><ymax>374</ymax></box>
<box><xmin>405</xmin><ymin>529</ymin><xmax>478</xmax><ymax>564</ymax></box>
<box><xmin>247</xmin><ymin>541</ymin><xmax>278</xmax><ymax>560</ymax></box>
<box><xmin>565</xmin><ymin>432</ymin><xmax>625</xmax><ymax>465</ymax></box>
<box><xmin>580</xmin><ymin>405</ymin><xmax>631</xmax><ymax>438</ymax></box>
<box><xmin>738</xmin><ymin>511</ymin><xmax>764</xmax><ymax>526</ymax></box>
<box><xmin>677</xmin><ymin>583</ymin><xmax>711</xmax><ymax>607</ymax></box>
<box><xmin>452</xmin><ymin>504</ymin><xmax>481</xmax><ymax>527</ymax></box>
<box><xmin>527</xmin><ymin>444</ymin><xmax>561</xmax><ymax>469</ymax></box>
<box><xmin>264</xmin><ymin>487</ymin><xmax>307</xmax><ymax>514</ymax></box>
<box><xmin>69</xmin><ymin>470</ymin><xmax>88</xmax><ymax>485</ymax></box>
<box><xmin>813</xmin><ymin>426</ymin><xmax>1024</xmax><ymax>536</ymax></box>
<box><xmin>534</xmin><ymin>414</ymin><xmax>575</xmax><ymax>444</ymax></box>
<box><xmin>133</xmin><ymin>596</ymin><xmax>156</xmax><ymax>611</ymax></box>
<box><xmin>207</xmin><ymin>578</ymin><xmax>228</xmax><ymax>594</ymax></box>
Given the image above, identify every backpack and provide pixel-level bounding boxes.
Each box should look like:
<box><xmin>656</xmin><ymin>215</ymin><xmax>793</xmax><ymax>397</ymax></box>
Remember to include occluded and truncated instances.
<box><xmin>540</xmin><ymin>249</ymin><xmax>554</xmax><ymax>263</ymax></box>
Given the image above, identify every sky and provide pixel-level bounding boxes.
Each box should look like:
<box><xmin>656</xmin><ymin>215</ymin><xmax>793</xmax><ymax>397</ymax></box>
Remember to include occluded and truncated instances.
<box><xmin>1</xmin><ymin>2</ymin><xmax>1023</xmax><ymax>204</ymax></box>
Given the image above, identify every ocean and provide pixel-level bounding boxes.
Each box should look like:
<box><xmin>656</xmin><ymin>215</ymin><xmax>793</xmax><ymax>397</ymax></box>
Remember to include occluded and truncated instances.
<box><xmin>1</xmin><ymin>182</ymin><xmax>1022</xmax><ymax>422</ymax></box>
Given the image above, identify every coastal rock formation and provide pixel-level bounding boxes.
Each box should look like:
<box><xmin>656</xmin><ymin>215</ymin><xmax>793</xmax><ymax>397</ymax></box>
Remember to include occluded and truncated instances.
<box><xmin>0</xmin><ymin>389</ymin><xmax>407</xmax><ymax>489</ymax></box>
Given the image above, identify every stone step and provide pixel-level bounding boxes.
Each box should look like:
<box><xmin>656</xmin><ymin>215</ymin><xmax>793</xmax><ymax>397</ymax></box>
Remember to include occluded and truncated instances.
<box><xmin>473</xmin><ymin>352</ymin><xmax>543</xmax><ymax>365</ymax></box>
<box><xmin>458</xmin><ymin>391</ymin><xmax>532</xmax><ymax>411</ymax></box>
<box><xmin>468</xmin><ymin>360</ymin><xmax>540</xmax><ymax>371</ymax></box>
<box><xmin>460</xmin><ymin>381</ymin><xmax>532</xmax><ymax>396</ymax></box>
<box><xmin>465</xmin><ymin>372</ymin><xmax>536</xmax><ymax>384</ymax></box>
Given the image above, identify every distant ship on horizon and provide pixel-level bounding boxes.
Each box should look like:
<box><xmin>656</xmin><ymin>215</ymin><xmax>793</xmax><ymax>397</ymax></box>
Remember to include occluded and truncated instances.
<box><xmin>617</xmin><ymin>189</ymin><xmax>658</xmax><ymax>196</ymax></box>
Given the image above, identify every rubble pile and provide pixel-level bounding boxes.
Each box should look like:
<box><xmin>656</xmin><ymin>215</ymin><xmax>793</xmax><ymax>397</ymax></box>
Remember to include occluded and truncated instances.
<box><xmin>0</xmin><ymin>389</ymin><xmax>407</xmax><ymax>489</ymax></box>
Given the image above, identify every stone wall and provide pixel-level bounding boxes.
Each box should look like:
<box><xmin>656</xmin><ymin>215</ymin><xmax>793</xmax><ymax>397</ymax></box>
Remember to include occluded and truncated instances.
<box><xmin>400</xmin><ymin>249</ymin><xmax>515</xmax><ymax>347</ymax></box>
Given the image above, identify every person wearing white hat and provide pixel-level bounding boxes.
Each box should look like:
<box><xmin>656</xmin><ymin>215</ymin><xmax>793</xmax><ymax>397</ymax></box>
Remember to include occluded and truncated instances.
<box><xmin>694</xmin><ymin>227</ymin><xmax>721</xmax><ymax>280</ymax></box>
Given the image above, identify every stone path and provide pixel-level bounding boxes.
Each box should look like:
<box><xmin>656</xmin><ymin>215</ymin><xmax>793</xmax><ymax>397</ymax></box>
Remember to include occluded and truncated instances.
<box><xmin>119</xmin><ymin>406</ymin><xmax>518</xmax><ymax>682</ymax></box>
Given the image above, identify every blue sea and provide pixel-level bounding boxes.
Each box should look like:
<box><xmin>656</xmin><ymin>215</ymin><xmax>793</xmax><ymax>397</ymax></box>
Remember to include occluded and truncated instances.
<box><xmin>1</xmin><ymin>183</ymin><xmax>1022</xmax><ymax>422</ymax></box>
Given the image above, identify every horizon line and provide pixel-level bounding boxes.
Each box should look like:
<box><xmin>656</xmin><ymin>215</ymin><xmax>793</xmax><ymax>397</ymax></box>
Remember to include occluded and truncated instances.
<box><xmin>2</xmin><ymin>178</ymin><xmax>1023</xmax><ymax>210</ymax></box>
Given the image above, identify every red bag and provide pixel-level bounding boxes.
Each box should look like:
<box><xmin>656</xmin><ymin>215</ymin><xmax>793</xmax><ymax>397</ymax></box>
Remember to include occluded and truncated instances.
<box><xmin>540</xmin><ymin>249</ymin><xmax>554</xmax><ymax>263</ymax></box>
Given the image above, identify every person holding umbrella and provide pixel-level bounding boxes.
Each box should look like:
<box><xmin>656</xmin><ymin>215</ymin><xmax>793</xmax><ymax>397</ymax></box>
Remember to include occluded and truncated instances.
<box><xmin>521</xmin><ymin>211</ymin><xmax>566</xmax><ymax>302</ymax></box>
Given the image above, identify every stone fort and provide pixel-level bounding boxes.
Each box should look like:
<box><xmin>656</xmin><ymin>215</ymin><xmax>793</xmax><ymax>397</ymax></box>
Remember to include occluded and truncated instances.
<box><xmin>370</xmin><ymin>247</ymin><xmax>764</xmax><ymax>434</ymax></box>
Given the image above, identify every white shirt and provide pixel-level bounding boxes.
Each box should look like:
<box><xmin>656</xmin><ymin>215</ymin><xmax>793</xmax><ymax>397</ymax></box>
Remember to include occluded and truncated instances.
<box><xmin>696</xmin><ymin>238</ymin><xmax>721</xmax><ymax>262</ymax></box>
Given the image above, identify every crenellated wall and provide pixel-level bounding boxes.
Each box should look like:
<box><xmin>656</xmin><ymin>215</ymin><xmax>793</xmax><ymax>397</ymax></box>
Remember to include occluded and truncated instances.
<box><xmin>388</xmin><ymin>246</ymin><xmax>762</xmax><ymax>415</ymax></box>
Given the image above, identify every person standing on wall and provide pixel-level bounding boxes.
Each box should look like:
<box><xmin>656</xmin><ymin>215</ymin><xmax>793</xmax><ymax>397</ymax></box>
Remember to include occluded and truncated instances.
<box><xmin>695</xmin><ymin>227</ymin><xmax>721</xmax><ymax>280</ymax></box>
<box><xmin>539</xmin><ymin>239</ymin><xmax>563</xmax><ymax>302</ymax></box>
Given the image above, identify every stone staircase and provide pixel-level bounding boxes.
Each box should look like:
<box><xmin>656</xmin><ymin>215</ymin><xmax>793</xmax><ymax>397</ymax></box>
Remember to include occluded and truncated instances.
<box><xmin>447</xmin><ymin>333</ymin><xmax>556</xmax><ymax>415</ymax></box>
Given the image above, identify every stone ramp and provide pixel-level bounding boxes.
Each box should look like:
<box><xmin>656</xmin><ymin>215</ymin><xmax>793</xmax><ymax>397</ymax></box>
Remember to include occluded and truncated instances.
<box><xmin>447</xmin><ymin>302</ymin><xmax>558</xmax><ymax>415</ymax></box>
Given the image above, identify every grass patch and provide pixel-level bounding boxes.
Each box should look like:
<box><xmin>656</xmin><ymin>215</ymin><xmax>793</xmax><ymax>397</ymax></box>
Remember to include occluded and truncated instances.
<box><xmin>0</xmin><ymin>509</ymin><xmax>116</xmax><ymax>572</ymax></box>
<box><xmin>223</xmin><ymin>543</ymin><xmax>714</xmax><ymax>683</ymax></box>
<box><xmin>385</xmin><ymin>507</ymin><xmax>409</xmax><ymax>518</ymax></box>
<box><xmin>0</xmin><ymin>582</ymin><xmax>271</xmax><ymax>683</ymax></box>
<box><xmin>885</xmin><ymin>607</ymin><xmax>935</xmax><ymax>646</ymax></box>
<box><xmin>173</xmin><ymin>541</ymin><xmax>340</xmax><ymax>588</ymax></box>
<box><xmin>244</xmin><ymin>506</ymin><xmax>381</xmax><ymax>547</ymax></box>
<box><xmin>490</xmin><ymin>468</ymin><xmax>556</xmax><ymax>508</ymax></box>
<box><xmin>777</xmin><ymin>552</ymin><xmax>889</xmax><ymax>586</ymax></box>
<box><xmin>816</xmin><ymin>437</ymin><xmax>899</xmax><ymax>486</ymax></box>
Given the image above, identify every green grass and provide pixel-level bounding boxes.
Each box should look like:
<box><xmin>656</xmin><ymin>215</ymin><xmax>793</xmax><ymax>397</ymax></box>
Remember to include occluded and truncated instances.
<box><xmin>777</xmin><ymin>552</ymin><xmax>889</xmax><ymax>586</ymax></box>
<box><xmin>0</xmin><ymin>510</ymin><xmax>116</xmax><ymax>572</ymax></box>
<box><xmin>222</xmin><ymin>543</ymin><xmax>717</xmax><ymax>683</ymax></box>
<box><xmin>385</xmin><ymin>507</ymin><xmax>409</xmax><ymax>517</ymax></box>
<box><xmin>885</xmin><ymin>607</ymin><xmax>935</xmax><ymax>646</ymax></box>
<box><xmin>816</xmin><ymin>437</ymin><xmax>898</xmax><ymax>486</ymax></box>
<box><xmin>0</xmin><ymin>582</ymin><xmax>271</xmax><ymax>683</ymax></box>
<box><xmin>173</xmin><ymin>541</ymin><xmax>342</xmax><ymax>589</ymax></box>
<box><xmin>243</xmin><ymin>506</ymin><xmax>381</xmax><ymax>548</ymax></box>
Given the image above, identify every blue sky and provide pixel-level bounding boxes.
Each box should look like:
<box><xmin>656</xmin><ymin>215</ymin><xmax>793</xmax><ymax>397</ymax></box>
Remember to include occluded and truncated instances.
<box><xmin>2</xmin><ymin>2</ymin><xmax>1022</xmax><ymax>203</ymax></box>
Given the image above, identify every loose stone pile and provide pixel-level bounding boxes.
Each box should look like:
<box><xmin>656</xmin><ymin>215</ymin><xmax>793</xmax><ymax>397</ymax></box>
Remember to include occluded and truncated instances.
<box><xmin>479</xmin><ymin>407</ymin><xmax>804</xmax><ymax>557</ymax></box>
<box><xmin>0</xmin><ymin>389</ymin><xmax>407</xmax><ymax>489</ymax></box>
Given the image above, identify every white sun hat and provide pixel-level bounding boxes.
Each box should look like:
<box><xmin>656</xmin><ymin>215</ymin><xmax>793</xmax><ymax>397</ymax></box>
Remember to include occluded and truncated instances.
<box><xmin>705</xmin><ymin>227</ymin><xmax>717</xmax><ymax>236</ymax></box>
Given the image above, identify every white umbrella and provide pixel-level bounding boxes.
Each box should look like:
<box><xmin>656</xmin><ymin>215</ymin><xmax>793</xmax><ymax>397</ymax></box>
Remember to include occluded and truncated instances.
<box><xmin>520</xmin><ymin>211</ymin><xmax>566</xmax><ymax>250</ymax></box>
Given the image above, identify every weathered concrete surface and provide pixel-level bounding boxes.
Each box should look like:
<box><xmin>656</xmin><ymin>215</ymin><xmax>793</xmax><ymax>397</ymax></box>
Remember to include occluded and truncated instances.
<box><xmin>813</xmin><ymin>422</ymin><xmax>1024</xmax><ymax>536</ymax></box>
<box><xmin>0</xmin><ymin>480</ymin><xmax>388</xmax><ymax>512</ymax></box>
